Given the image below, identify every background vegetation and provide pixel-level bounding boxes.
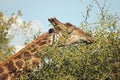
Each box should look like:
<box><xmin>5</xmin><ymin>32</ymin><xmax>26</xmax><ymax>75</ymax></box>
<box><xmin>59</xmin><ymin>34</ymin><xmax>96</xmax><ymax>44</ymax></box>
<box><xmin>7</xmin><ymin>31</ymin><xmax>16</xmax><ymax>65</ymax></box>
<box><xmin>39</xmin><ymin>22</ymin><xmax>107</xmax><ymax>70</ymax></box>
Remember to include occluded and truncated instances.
<box><xmin>18</xmin><ymin>0</ymin><xmax>120</xmax><ymax>80</ymax></box>
<box><xmin>0</xmin><ymin>11</ymin><xmax>41</xmax><ymax>62</ymax></box>
<box><xmin>0</xmin><ymin>0</ymin><xmax>119</xmax><ymax>80</ymax></box>
<box><xmin>0</xmin><ymin>12</ymin><xmax>18</xmax><ymax>62</ymax></box>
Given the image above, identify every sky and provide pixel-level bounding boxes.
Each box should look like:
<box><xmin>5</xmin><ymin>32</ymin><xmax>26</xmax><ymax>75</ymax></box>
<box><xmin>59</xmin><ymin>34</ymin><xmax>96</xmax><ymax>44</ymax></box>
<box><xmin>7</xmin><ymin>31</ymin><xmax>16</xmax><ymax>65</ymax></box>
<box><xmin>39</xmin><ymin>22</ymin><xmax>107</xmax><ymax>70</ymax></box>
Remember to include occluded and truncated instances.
<box><xmin>0</xmin><ymin>0</ymin><xmax>120</xmax><ymax>31</ymax></box>
<box><xmin>0</xmin><ymin>0</ymin><xmax>120</xmax><ymax>51</ymax></box>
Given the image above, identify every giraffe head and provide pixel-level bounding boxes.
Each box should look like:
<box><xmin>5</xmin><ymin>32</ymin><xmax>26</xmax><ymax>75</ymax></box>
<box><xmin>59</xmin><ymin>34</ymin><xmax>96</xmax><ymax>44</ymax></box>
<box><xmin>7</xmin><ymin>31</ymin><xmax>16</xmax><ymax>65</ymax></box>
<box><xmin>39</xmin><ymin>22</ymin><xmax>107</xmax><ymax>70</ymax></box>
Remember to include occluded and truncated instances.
<box><xmin>48</xmin><ymin>17</ymin><xmax>93</xmax><ymax>45</ymax></box>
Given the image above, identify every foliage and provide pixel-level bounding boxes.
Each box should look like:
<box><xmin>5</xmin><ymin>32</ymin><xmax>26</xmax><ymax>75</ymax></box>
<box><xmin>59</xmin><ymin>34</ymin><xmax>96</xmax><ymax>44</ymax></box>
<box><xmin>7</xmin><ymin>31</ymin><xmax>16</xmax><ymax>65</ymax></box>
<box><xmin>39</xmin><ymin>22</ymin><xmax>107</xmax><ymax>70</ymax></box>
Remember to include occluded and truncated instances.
<box><xmin>0</xmin><ymin>12</ymin><xmax>18</xmax><ymax>62</ymax></box>
<box><xmin>0</xmin><ymin>10</ymin><xmax>31</xmax><ymax>62</ymax></box>
<box><xmin>18</xmin><ymin>0</ymin><xmax>120</xmax><ymax>80</ymax></box>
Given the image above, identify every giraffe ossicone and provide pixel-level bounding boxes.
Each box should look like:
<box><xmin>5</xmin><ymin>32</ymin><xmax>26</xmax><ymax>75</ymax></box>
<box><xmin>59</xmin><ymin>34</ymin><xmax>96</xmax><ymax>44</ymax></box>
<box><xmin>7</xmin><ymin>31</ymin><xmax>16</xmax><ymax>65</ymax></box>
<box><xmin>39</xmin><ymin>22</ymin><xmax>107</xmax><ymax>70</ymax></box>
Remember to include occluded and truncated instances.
<box><xmin>0</xmin><ymin>17</ymin><xmax>93</xmax><ymax>80</ymax></box>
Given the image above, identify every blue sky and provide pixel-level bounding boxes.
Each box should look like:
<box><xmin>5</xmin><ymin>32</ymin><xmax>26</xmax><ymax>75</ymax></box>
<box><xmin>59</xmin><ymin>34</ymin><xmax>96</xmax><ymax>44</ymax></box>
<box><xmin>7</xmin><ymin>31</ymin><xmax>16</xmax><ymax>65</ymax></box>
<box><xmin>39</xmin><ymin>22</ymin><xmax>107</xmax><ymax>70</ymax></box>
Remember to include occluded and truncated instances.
<box><xmin>0</xmin><ymin>0</ymin><xmax>120</xmax><ymax>51</ymax></box>
<box><xmin>0</xmin><ymin>0</ymin><xmax>120</xmax><ymax>31</ymax></box>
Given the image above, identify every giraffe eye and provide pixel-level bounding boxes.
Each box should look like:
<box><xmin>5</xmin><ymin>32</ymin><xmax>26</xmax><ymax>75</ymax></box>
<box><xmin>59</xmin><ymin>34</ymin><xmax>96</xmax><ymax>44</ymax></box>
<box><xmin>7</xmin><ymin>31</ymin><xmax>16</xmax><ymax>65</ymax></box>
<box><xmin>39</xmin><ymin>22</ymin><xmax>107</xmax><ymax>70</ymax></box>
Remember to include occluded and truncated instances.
<box><xmin>48</xmin><ymin>28</ymin><xmax>54</xmax><ymax>33</ymax></box>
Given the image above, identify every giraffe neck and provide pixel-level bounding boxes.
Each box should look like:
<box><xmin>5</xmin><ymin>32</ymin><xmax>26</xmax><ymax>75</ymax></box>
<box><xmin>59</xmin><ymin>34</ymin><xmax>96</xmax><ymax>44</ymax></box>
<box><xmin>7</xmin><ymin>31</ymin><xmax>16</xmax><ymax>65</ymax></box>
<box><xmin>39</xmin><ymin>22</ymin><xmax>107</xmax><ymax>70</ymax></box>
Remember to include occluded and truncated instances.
<box><xmin>0</xmin><ymin>32</ymin><xmax>53</xmax><ymax>80</ymax></box>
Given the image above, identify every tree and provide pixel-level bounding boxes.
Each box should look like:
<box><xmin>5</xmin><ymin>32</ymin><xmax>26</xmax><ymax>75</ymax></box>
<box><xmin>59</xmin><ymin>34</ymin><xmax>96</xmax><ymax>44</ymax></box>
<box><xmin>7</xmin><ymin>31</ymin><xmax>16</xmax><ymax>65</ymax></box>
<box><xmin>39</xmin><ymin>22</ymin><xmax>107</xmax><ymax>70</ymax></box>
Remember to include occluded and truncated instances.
<box><xmin>0</xmin><ymin>12</ymin><xmax>16</xmax><ymax>62</ymax></box>
<box><xmin>18</xmin><ymin>0</ymin><xmax>120</xmax><ymax>79</ymax></box>
<box><xmin>0</xmin><ymin>11</ymin><xmax>31</xmax><ymax>62</ymax></box>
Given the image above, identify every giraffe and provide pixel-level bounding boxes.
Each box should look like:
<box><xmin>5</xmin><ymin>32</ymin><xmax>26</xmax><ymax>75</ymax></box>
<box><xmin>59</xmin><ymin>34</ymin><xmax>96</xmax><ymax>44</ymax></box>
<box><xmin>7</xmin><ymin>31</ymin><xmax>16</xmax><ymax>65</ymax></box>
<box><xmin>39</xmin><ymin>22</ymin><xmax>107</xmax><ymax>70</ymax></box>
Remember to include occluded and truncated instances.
<box><xmin>0</xmin><ymin>32</ymin><xmax>52</xmax><ymax>80</ymax></box>
<box><xmin>48</xmin><ymin>17</ymin><xmax>93</xmax><ymax>45</ymax></box>
<box><xmin>0</xmin><ymin>17</ymin><xmax>93</xmax><ymax>80</ymax></box>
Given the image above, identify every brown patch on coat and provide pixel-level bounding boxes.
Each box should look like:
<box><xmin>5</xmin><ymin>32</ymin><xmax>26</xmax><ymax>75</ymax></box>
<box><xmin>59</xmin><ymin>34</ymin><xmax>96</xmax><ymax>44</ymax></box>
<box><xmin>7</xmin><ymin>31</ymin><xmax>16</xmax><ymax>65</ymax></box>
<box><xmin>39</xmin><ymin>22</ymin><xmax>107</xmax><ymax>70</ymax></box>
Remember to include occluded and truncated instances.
<box><xmin>0</xmin><ymin>73</ymin><xmax>8</xmax><ymax>80</ymax></box>
<box><xmin>0</xmin><ymin>67</ymin><xmax>4</xmax><ymax>73</ymax></box>
<box><xmin>4</xmin><ymin>60</ymin><xmax>17</xmax><ymax>73</ymax></box>
<box><xmin>15</xmin><ymin>60</ymin><xmax>24</xmax><ymax>69</ymax></box>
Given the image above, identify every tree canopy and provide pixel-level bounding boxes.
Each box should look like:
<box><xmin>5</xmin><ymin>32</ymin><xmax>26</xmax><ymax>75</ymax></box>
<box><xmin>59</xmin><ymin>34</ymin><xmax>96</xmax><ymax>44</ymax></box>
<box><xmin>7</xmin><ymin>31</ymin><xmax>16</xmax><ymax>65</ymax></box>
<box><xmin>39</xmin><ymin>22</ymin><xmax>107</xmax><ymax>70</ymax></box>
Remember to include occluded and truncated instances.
<box><xmin>18</xmin><ymin>0</ymin><xmax>120</xmax><ymax>80</ymax></box>
<box><xmin>0</xmin><ymin>12</ymin><xmax>16</xmax><ymax>62</ymax></box>
<box><xmin>0</xmin><ymin>0</ymin><xmax>119</xmax><ymax>80</ymax></box>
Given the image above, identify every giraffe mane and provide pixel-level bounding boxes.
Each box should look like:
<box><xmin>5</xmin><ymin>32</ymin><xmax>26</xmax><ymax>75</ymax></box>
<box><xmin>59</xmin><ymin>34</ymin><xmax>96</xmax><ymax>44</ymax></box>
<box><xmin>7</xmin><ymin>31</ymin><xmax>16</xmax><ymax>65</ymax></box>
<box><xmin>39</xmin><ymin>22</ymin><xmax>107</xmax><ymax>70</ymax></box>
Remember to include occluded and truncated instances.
<box><xmin>64</xmin><ymin>23</ymin><xmax>91</xmax><ymax>37</ymax></box>
<box><xmin>0</xmin><ymin>32</ymin><xmax>49</xmax><ymax>66</ymax></box>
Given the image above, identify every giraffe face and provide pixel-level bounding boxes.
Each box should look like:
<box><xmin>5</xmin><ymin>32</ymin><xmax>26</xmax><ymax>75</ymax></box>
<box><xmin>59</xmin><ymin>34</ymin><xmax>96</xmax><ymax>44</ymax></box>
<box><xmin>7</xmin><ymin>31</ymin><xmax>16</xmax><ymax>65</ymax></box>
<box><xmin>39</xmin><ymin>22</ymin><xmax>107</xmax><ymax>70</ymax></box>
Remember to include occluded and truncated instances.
<box><xmin>48</xmin><ymin>28</ymin><xmax>62</xmax><ymax>45</ymax></box>
<box><xmin>48</xmin><ymin>17</ymin><xmax>93</xmax><ymax>45</ymax></box>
